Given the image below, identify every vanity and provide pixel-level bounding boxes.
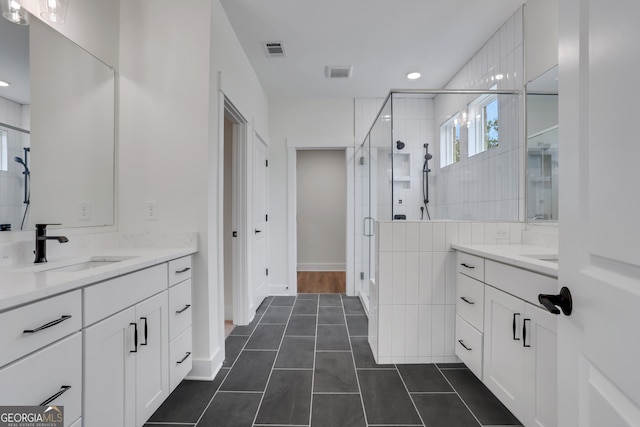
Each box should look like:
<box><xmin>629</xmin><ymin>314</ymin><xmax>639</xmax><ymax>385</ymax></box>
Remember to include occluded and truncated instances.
<box><xmin>452</xmin><ymin>243</ymin><xmax>558</xmax><ymax>427</ymax></box>
<box><xmin>0</xmin><ymin>247</ymin><xmax>196</xmax><ymax>427</ymax></box>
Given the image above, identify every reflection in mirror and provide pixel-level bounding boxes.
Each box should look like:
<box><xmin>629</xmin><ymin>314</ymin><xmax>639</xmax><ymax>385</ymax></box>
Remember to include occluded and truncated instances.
<box><xmin>526</xmin><ymin>66</ymin><xmax>558</xmax><ymax>222</ymax></box>
<box><xmin>0</xmin><ymin>13</ymin><xmax>115</xmax><ymax>232</ymax></box>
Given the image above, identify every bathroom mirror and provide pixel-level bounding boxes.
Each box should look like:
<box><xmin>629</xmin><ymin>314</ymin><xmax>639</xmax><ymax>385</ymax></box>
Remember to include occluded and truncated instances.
<box><xmin>526</xmin><ymin>66</ymin><xmax>558</xmax><ymax>222</ymax></box>
<box><xmin>0</xmin><ymin>14</ymin><xmax>115</xmax><ymax>231</ymax></box>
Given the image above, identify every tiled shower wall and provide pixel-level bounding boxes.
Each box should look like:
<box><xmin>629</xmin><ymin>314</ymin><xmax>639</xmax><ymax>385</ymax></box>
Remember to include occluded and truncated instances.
<box><xmin>369</xmin><ymin>220</ymin><xmax>524</xmax><ymax>365</ymax></box>
<box><xmin>0</xmin><ymin>97</ymin><xmax>30</xmax><ymax>230</ymax></box>
<box><xmin>433</xmin><ymin>8</ymin><xmax>525</xmax><ymax>221</ymax></box>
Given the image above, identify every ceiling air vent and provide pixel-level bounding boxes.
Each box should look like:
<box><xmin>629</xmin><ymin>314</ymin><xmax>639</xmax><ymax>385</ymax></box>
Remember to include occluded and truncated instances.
<box><xmin>325</xmin><ymin>66</ymin><xmax>353</xmax><ymax>79</ymax></box>
<box><xmin>263</xmin><ymin>41</ymin><xmax>285</xmax><ymax>58</ymax></box>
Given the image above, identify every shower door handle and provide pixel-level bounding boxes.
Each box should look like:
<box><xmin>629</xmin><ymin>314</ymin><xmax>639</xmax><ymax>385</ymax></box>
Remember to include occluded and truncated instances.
<box><xmin>363</xmin><ymin>217</ymin><xmax>374</xmax><ymax>237</ymax></box>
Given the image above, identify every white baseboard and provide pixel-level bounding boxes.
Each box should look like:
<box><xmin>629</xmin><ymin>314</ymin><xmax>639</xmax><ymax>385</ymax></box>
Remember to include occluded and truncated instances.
<box><xmin>187</xmin><ymin>348</ymin><xmax>224</xmax><ymax>381</ymax></box>
<box><xmin>297</xmin><ymin>263</ymin><xmax>346</xmax><ymax>271</ymax></box>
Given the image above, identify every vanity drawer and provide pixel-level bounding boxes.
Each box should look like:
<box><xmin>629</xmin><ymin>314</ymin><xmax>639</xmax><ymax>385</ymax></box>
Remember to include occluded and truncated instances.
<box><xmin>455</xmin><ymin>315</ymin><xmax>483</xmax><ymax>379</ymax></box>
<box><xmin>485</xmin><ymin>260</ymin><xmax>557</xmax><ymax>306</ymax></box>
<box><xmin>169</xmin><ymin>279</ymin><xmax>192</xmax><ymax>341</ymax></box>
<box><xmin>170</xmin><ymin>326</ymin><xmax>192</xmax><ymax>391</ymax></box>
<box><xmin>169</xmin><ymin>256</ymin><xmax>192</xmax><ymax>287</ymax></box>
<box><xmin>0</xmin><ymin>332</ymin><xmax>82</xmax><ymax>426</ymax></box>
<box><xmin>0</xmin><ymin>290</ymin><xmax>81</xmax><ymax>368</ymax></box>
<box><xmin>457</xmin><ymin>252</ymin><xmax>485</xmax><ymax>281</ymax></box>
<box><xmin>456</xmin><ymin>274</ymin><xmax>485</xmax><ymax>332</ymax></box>
<box><xmin>84</xmin><ymin>264</ymin><xmax>167</xmax><ymax>326</ymax></box>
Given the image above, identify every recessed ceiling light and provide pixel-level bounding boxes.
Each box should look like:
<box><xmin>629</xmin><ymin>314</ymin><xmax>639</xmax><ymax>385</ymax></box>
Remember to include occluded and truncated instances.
<box><xmin>406</xmin><ymin>72</ymin><xmax>421</xmax><ymax>80</ymax></box>
<box><xmin>0</xmin><ymin>80</ymin><xmax>10</xmax><ymax>87</ymax></box>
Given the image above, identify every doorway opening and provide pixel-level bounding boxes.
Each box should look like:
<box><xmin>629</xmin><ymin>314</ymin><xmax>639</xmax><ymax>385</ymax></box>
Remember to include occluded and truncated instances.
<box><xmin>296</xmin><ymin>149</ymin><xmax>347</xmax><ymax>294</ymax></box>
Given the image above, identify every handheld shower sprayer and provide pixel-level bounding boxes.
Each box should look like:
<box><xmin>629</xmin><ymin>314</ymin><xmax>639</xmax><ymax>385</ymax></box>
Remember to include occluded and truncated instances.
<box><xmin>422</xmin><ymin>143</ymin><xmax>432</xmax><ymax>220</ymax></box>
<box><xmin>14</xmin><ymin>156</ymin><xmax>30</xmax><ymax>175</ymax></box>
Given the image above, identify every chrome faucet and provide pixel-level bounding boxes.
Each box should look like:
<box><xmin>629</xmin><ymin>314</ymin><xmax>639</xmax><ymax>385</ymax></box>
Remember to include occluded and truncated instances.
<box><xmin>34</xmin><ymin>223</ymin><xmax>69</xmax><ymax>263</ymax></box>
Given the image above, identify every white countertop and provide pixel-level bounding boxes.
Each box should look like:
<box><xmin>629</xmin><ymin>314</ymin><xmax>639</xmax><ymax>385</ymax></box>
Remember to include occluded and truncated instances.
<box><xmin>451</xmin><ymin>243</ymin><xmax>558</xmax><ymax>277</ymax></box>
<box><xmin>0</xmin><ymin>247</ymin><xmax>197</xmax><ymax>313</ymax></box>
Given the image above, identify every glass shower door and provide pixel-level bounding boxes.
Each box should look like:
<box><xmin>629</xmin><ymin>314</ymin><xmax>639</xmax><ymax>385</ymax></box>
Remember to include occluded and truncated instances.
<box><xmin>356</xmin><ymin>136</ymin><xmax>372</xmax><ymax>308</ymax></box>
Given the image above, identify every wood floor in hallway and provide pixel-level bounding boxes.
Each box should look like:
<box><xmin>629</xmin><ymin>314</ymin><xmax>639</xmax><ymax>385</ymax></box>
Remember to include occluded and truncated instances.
<box><xmin>297</xmin><ymin>271</ymin><xmax>345</xmax><ymax>293</ymax></box>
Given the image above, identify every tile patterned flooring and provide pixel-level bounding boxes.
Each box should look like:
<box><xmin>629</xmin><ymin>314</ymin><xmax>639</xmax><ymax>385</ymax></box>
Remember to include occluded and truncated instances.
<box><xmin>145</xmin><ymin>294</ymin><xmax>522</xmax><ymax>427</ymax></box>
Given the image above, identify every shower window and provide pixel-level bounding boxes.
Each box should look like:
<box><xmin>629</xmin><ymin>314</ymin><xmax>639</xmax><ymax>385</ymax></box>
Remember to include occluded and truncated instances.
<box><xmin>440</xmin><ymin>113</ymin><xmax>460</xmax><ymax>167</ymax></box>
<box><xmin>0</xmin><ymin>130</ymin><xmax>7</xmax><ymax>171</ymax></box>
<box><xmin>468</xmin><ymin>89</ymin><xmax>499</xmax><ymax>156</ymax></box>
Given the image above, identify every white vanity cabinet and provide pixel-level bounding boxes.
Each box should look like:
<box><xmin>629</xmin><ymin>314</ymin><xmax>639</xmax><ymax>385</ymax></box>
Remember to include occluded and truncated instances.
<box><xmin>84</xmin><ymin>265</ymin><xmax>170</xmax><ymax>427</ymax></box>
<box><xmin>167</xmin><ymin>256</ymin><xmax>193</xmax><ymax>391</ymax></box>
<box><xmin>454</xmin><ymin>249</ymin><xmax>558</xmax><ymax>427</ymax></box>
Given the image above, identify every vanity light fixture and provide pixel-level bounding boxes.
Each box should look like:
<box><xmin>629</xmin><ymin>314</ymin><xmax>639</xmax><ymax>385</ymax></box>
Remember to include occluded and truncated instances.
<box><xmin>406</xmin><ymin>72</ymin><xmax>421</xmax><ymax>80</ymax></box>
<box><xmin>1</xmin><ymin>0</ymin><xmax>29</xmax><ymax>25</ymax></box>
<box><xmin>0</xmin><ymin>80</ymin><xmax>10</xmax><ymax>87</ymax></box>
<box><xmin>40</xmin><ymin>0</ymin><xmax>68</xmax><ymax>24</ymax></box>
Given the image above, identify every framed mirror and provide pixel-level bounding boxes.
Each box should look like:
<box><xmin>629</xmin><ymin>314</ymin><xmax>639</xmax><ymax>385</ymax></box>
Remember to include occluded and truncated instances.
<box><xmin>526</xmin><ymin>66</ymin><xmax>558</xmax><ymax>222</ymax></box>
<box><xmin>0</xmin><ymin>13</ymin><xmax>115</xmax><ymax>232</ymax></box>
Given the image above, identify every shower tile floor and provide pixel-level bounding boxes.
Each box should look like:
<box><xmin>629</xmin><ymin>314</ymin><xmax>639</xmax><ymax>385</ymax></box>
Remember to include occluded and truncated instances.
<box><xmin>145</xmin><ymin>294</ymin><xmax>522</xmax><ymax>427</ymax></box>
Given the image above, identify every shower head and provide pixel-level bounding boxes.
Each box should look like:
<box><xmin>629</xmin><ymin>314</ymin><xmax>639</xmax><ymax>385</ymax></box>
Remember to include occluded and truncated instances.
<box><xmin>423</xmin><ymin>143</ymin><xmax>429</xmax><ymax>148</ymax></box>
<box><xmin>396</xmin><ymin>140</ymin><xmax>405</xmax><ymax>150</ymax></box>
<box><xmin>14</xmin><ymin>156</ymin><xmax>29</xmax><ymax>174</ymax></box>
<box><xmin>424</xmin><ymin>153</ymin><xmax>433</xmax><ymax>160</ymax></box>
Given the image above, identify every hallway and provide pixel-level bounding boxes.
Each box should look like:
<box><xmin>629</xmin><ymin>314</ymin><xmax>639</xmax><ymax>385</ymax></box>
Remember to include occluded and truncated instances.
<box><xmin>145</xmin><ymin>294</ymin><xmax>521</xmax><ymax>427</ymax></box>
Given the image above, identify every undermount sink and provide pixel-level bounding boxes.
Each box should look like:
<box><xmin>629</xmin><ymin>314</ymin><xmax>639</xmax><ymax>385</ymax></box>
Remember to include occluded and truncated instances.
<box><xmin>20</xmin><ymin>256</ymin><xmax>138</xmax><ymax>273</ymax></box>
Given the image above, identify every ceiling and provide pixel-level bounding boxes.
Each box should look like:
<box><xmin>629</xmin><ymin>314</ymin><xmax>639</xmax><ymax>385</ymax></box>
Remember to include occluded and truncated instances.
<box><xmin>220</xmin><ymin>0</ymin><xmax>525</xmax><ymax>100</ymax></box>
<box><xmin>0</xmin><ymin>16</ymin><xmax>30</xmax><ymax>105</ymax></box>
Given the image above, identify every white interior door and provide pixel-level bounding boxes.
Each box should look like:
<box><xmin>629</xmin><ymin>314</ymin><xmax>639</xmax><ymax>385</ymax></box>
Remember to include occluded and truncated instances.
<box><xmin>558</xmin><ymin>0</ymin><xmax>640</xmax><ymax>424</ymax></box>
<box><xmin>253</xmin><ymin>135</ymin><xmax>269</xmax><ymax>308</ymax></box>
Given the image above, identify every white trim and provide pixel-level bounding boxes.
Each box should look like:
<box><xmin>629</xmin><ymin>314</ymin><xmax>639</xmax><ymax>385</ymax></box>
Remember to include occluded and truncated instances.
<box><xmin>286</xmin><ymin>138</ymin><xmax>356</xmax><ymax>296</ymax></box>
<box><xmin>297</xmin><ymin>263</ymin><xmax>347</xmax><ymax>271</ymax></box>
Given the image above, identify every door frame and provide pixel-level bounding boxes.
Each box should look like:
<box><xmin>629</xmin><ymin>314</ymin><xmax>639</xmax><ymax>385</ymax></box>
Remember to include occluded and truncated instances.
<box><xmin>286</xmin><ymin>138</ymin><xmax>355</xmax><ymax>295</ymax></box>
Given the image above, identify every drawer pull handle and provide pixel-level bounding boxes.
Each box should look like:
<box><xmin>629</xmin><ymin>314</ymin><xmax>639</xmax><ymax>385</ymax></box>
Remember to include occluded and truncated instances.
<box><xmin>140</xmin><ymin>317</ymin><xmax>148</xmax><ymax>346</ymax></box>
<box><xmin>176</xmin><ymin>267</ymin><xmax>191</xmax><ymax>274</ymax></box>
<box><xmin>23</xmin><ymin>315</ymin><xmax>72</xmax><ymax>334</ymax></box>
<box><xmin>39</xmin><ymin>385</ymin><xmax>71</xmax><ymax>406</ymax></box>
<box><xmin>512</xmin><ymin>313</ymin><xmax>521</xmax><ymax>340</ymax></box>
<box><xmin>130</xmin><ymin>322</ymin><xmax>138</xmax><ymax>353</ymax></box>
<box><xmin>176</xmin><ymin>304</ymin><xmax>191</xmax><ymax>314</ymax></box>
<box><xmin>177</xmin><ymin>352</ymin><xmax>192</xmax><ymax>365</ymax></box>
<box><xmin>460</xmin><ymin>263</ymin><xmax>475</xmax><ymax>269</ymax></box>
<box><xmin>523</xmin><ymin>319</ymin><xmax>531</xmax><ymax>348</ymax></box>
<box><xmin>458</xmin><ymin>340</ymin><xmax>472</xmax><ymax>351</ymax></box>
<box><xmin>460</xmin><ymin>296</ymin><xmax>475</xmax><ymax>305</ymax></box>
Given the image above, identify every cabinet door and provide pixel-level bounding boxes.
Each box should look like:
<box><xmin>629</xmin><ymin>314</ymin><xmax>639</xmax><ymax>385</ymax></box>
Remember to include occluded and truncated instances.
<box><xmin>135</xmin><ymin>291</ymin><xmax>169</xmax><ymax>426</ymax></box>
<box><xmin>483</xmin><ymin>285</ymin><xmax>526</xmax><ymax>419</ymax></box>
<box><xmin>523</xmin><ymin>304</ymin><xmax>558</xmax><ymax>427</ymax></box>
<box><xmin>84</xmin><ymin>306</ymin><xmax>136</xmax><ymax>427</ymax></box>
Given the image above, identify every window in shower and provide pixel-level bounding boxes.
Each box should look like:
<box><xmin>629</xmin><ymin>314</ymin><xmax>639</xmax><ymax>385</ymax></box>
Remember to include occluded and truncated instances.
<box><xmin>0</xmin><ymin>130</ymin><xmax>7</xmax><ymax>171</ymax></box>
<box><xmin>468</xmin><ymin>89</ymin><xmax>499</xmax><ymax>156</ymax></box>
<box><xmin>440</xmin><ymin>113</ymin><xmax>460</xmax><ymax>167</ymax></box>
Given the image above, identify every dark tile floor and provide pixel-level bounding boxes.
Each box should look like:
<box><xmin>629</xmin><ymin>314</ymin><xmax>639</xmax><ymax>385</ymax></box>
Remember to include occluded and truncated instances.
<box><xmin>145</xmin><ymin>294</ymin><xmax>522</xmax><ymax>427</ymax></box>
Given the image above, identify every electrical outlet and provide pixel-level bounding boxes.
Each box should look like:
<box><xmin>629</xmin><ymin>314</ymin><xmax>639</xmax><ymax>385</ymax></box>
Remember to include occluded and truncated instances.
<box><xmin>145</xmin><ymin>201</ymin><xmax>158</xmax><ymax>220</ymax></box>
<box><xmin>79</xmin><ymin>201</ymin><xmax>91</xmax><ymax>220</ymax></box>
<box><xmin>495</xmin><ymin>228</ymin><xmax>510</xmax><ymax>240</ymax></box>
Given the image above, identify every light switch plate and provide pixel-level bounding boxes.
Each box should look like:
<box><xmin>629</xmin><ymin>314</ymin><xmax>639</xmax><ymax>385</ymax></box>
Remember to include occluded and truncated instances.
<box><xmin>145</xmin><ymin>201</ymin><xmax>158</xmax><ymax>220</ymax></box>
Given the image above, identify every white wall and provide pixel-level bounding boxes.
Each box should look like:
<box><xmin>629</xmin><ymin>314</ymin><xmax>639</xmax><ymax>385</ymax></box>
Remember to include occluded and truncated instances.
<box><xmin>296</xmin><ymin>150</ymin><xmax>346</xmax><ymax>271</ymax></box>
<box><xmin>268</xmin><ymin>98</ymin><xmax>354</xmax><ymax>289</ymax></box>
<box><xmin>118</xmin><ymin>0</ymin><xmax>269</xmax><ymax>379</ymax></box>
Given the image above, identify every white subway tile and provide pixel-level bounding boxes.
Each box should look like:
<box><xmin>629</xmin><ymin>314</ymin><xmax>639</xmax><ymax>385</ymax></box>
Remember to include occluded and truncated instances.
<box><xmin>458</xmin><ymin>222</ymin><xmax>472</xmax><ymax>244</ymax></box>
<box><xmin>444</xmin><ymin>306</ymin><xmax>456</xmax><ymax>356</ymax></box>
<box><xmin>405</xmin><ymin>305</ymin><xmax>419</xmax><ymax>357</ymax></box>
<box><xmin>406</xmin><ymin>222</ymin><xmax>420</xmax><ymax>251</ymax></box>
<box><xmin>392</xmin><ymin>253</ymin><xmax>407</xmax><ymax>305</ymax></box>
<box><xmin>378</xmin><ymin>222</ymin><xmax>393</xmax><ymax>252</ymax></box>
<box><xmin>432</xmin><ymin>252</ymin><xmax>446</xmax><ymax>304</ymax></box>
<box><xmin>471</xmin><ymin>222</ymin><xmax>485</xmax><ymax>243</ymax></box>
<box><xmin>392</xmin><ymin>305</ymin><xmax>406</xmax><ymax>358</ymax></box>
<box><xmin>445</xmin><ymin>252</ymin><xmax>457</xmax><ymax>305</ymax></box>
<box><xmin>392</xmin><ymin>222</ymin><xmax>407</xmax><ymax>251</ymax></box>
<box><xmin>419</xmin><ymin>222</ymin><xmax>433</xmax><ymax>251</ymax></box>
<box><xmin>405</xmin><ymin>252</ymin><xmax>420</xmax><ymax>304</ymax></box>
<box><xmin>418</xmin><ymin>305</ymin><xmax>432</xmax><ymax>357</ymax></box>
<box><xmin>484</xmin><ymin>222</ymin><xmax>498</xmax><ymax>244</ymax></box>
<box><xmin>445</xmin><ymin>222</ymin><xmax>459</xmax><ymax>250</ymax></box>
<box><xmin>510</xmin><ymin>222</ymin><xmax>523</xmax><ymax>243</ymax></box>
<box><xmin>418</xmin><ymin>252</ymin><xmax>433</xmax><ymax>305</ymax></box>
<box><xmin>378</xmin><ymin>252</ymin><xmax>393</xmax><ymax>305</ymax></box>
<box><xmin>379</xmin><ymin>305</ymin><xmax>393</xmax><ymax>357</ymax></box>
<box><xmin>431</xmin><ymin>306</ymin><xmax>445</xmax><ymax>357</ymax></box>
<box><xmin>433</xmin><ymin>222</ymin><xmax>446</xmax><ymax>251</ymax></box>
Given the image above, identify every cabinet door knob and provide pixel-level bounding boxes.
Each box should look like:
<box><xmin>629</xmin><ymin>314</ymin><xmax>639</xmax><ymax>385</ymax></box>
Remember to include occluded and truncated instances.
<box><xmin>538</xmin><ymin>287</ymin><xmax>572</xmax><ymax>315</ymax></box>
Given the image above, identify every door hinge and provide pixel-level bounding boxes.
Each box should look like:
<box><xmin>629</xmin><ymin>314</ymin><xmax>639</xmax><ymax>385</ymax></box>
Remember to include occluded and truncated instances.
<box><xmin>265</xmin><ymin>159</ymin><xmax>269</xmax><ymax>167</ymax></box>
<box><xmin>360</xmin><ymin>272</ymin><xmax>364</xmax><ymax>280</ymax></box>
<box><xmin>232</xmin><ymin>231</ymin><xmax>237</xmax><ymax>237</ymax></box>
<box><xmin>266</xmin><ymin>268</ymin><xmax>269</xmax><ymax>276</ymax></box>
<box><xmin>265</xmin><ymin>214</ymin><xmax>268</xmax><ymax>222</ymax></box>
